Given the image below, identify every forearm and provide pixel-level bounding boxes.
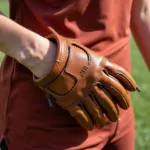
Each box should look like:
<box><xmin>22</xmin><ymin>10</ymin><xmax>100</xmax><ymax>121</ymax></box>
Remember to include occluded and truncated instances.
<box><xmin>131</xmin><ymin>0</ymin><xmax>150</xmax><ymax>70</ymax></box>
<box><xmin>0</xmin><ymin>12</ymin><xmax>57</xmax><ymax>77</ymax></box>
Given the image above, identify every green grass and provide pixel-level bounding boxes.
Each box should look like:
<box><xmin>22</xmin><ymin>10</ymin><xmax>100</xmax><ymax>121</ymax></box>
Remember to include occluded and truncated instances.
<box><xmin>0</xmin><ymin>1</ymin><xmax>9</xmax><ymax>16</ymax></box>
<box><xmin>131</xmin><ymin>40</ymin><xmax>150</xmax><ymax>150</ymax></box>
<box><xmin>0</xmin><ymin>52</ymin><xmax>4</xmax><ymax>62</ymax></box>
<box><xmin>0</xmin><ymin>1</ymin><xmax>9</xmax><ymax>60</ymax></box>
<box><xmin>0</xmin><ymin>1</ymin><xmax>150</xmax><ymax>150</ymax></box>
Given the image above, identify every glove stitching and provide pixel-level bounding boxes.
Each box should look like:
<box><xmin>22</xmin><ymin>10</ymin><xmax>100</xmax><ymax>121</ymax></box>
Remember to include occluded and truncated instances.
<box><xmin>71</xmin><ymin>42</ymin><xmax>91</xmax><ymax>65</ymax></box>
<box><xmin>110</xmin><ymin>86</ymin><xmax>129</xmax><ymax>108</ymax></box>
<box><xmin>115</xmin><ymin>71</ymin><xmax>135</xmax><ymax>90</ymax></box>
<box><xmin>45</xmin><ymin>47</ymin><xmax>78</xmax><ymax>96</ymax></box>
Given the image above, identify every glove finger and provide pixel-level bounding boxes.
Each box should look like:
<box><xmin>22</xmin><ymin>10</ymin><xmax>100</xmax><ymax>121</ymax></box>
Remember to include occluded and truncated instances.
<box><xmin>100</xmin><ymin>72</ymin><xmax>130</xmax><ymax>109</ymax></box>
<box><xmin>82</xmin><ymin>96</ymin><xmax>105</xmax><ymax>128</ymax></box>
<box><xmin>68</xmin><ymin>104</ymin><xmax>94</xmax><ymax>130</ymax></box>
<box><xmin>103</xmin><ymin>59</ymin><xmax>139</xmax><ymax>92</ymax></box>
<box><xmin>92</xmin><ymin>85</ymin><xmax>119</xmax><ymax>122</ymax></box>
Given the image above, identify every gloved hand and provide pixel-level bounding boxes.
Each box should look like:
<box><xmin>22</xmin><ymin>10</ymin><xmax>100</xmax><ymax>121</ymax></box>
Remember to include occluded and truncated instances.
<box><xmin>33</xmin><ymin>34</ymin><xmax>140</xmax><ymax>130</ymax></box>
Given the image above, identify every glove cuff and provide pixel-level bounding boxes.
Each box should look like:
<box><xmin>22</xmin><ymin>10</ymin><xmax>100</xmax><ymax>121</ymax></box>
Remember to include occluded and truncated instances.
<box><xmin>33</xmin><ymin>34</ymin><xmax>69</xmax><ymax>93</ymax></box>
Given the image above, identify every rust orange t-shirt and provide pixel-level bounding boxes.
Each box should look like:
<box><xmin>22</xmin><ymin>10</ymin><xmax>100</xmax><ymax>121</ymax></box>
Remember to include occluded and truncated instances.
<box><xmin>0</xmin><ymin>0</ymin><xmax>133</xmax><ymax>149</ymax></box>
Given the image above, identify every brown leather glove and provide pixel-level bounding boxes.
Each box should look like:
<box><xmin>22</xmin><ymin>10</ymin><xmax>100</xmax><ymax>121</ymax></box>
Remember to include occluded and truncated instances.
<box><xmin>33</xmin><ymin>34</ymin><xmax>140</xmax><ymax>130</ymax></box>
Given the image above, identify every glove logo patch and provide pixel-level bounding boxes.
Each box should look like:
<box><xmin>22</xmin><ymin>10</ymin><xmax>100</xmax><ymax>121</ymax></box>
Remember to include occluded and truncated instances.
<box><xmin>80</xmin><ymin>66</ymin><xmax>88</xmax><ymax>77</ymax></box>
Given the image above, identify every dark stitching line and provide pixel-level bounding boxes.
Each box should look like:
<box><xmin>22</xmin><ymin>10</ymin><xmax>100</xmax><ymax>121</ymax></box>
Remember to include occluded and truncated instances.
<box><xmin>66</xmin><ymin>99</ymin><xmax>82</xmax><ymax>110</ymax></box>
<box><xmin>46</xmin><ymin>75</ymin><xmax>77</xmax><ymax>96</ymax></box>
<box><xmin>72</xmin><ymin>43</ymin><xmax>91</xmax><ymax>65</ymax></box>
<box><xmin>43</xmin><ymin>42</ymin><xmax>69</xmax><ymax>87</ymax></box>
<box><xmin>115</xmin><ymin>71</ymin><xmax>135</xmax><ymax>90</ymax></box>
<box><xmin>110</xmin><ymin>86</ymin><xmax>129</xmax><ymax>108</ymax></box>
<box><xmin>45</xmin><ymin>42</ymin><xmax>91</xmax><ymax>97</ymax></box>
<box><xmin>46</xmin><ymin>46</ymin><xmax>77</xmax><ymax>96</ymax></box>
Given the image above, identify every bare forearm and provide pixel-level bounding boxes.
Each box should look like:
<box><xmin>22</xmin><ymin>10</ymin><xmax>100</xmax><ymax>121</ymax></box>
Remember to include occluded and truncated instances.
<box><xmin>131</xmin><ymin>0</ymin><xmax>150</xmax><ymax>70</ymax></box>
<box><xmin>0</xmin><ymin>12</ymin><xmax>57</xmax><ymax>77</ymax></box>
<box><xmin>0</xmin><ymin>12</ymin><xmax>45</xmax><ymax>60</ymax></box>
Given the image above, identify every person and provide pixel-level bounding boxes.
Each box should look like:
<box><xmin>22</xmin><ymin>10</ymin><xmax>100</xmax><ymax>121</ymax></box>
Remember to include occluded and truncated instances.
<box><xmin>0</xmin><ymin>0</ymin><xmax>149</xmax><ymax>150</ymax></box>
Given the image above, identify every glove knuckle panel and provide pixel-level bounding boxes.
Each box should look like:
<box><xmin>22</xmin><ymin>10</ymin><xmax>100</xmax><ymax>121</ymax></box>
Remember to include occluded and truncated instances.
<box><xmin>47</xmin><ymin>71</ymin><xmax>77</xmax><ymax>96</ymax></box>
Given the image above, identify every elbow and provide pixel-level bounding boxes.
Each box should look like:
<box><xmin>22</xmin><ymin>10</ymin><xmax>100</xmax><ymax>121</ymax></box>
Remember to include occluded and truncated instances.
<box><xmin>131</xmin><ymin>4</ymin><xmax>150</xmax><ymax>25</ymax></box>
<box><xmin>140</xmin><ymin>6</ymin><xmax>150</xmax><ymax>22</ymax></box>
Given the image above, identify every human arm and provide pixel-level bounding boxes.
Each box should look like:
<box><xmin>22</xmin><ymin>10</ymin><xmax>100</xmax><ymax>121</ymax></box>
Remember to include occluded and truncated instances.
<box><xmin>0</xmin><ymin>11</ymin><xmax>57</xmax><ymax>78</ymax></box>
<box><xmin>0</xmin><ymin>11</ymin><xmax>139</xmax><ymax>130</ymax></box>
<box><xmin>131</xmin><ymin>0</ymin><xmax>150</xmax><ymax>70</ymax></box>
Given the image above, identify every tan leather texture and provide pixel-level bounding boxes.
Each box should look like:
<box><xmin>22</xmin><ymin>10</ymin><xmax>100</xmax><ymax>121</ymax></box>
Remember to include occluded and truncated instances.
<box><xmin>34</xmin><ymin>34</ymin><xmax>139</xmax><ymax>130</ymax></box>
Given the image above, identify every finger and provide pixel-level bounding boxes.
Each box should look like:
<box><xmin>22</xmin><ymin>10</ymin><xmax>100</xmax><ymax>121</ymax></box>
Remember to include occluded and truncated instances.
<box><xmin>92</xmin><ymin>85</ymin><xmax>119</xmax><ymax>122</ymax></box>
<box><xmin>68</xmin><ymin>104</ymin><xmax>94</xmax><ymax>130</ymax></box>
<box><xmin>103</xmin><ymin>59</ymin><xmax>140</xmax><ymax>92</ymax></box>
<box><xmin>82</xmin><ymin>96</ymin><xmax>105</xmax><ymax>128</ymax></box>
<box><xmin>100</xmin><ymin>73</ymin><xmax>130</xmax><ymax>109</ymax></box>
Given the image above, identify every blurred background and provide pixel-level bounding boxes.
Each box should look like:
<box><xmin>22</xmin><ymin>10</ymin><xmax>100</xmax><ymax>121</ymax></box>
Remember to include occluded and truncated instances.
<box><xmin>0</xmin><ymin>0</ymin><xmax>150</xmax><ymax>149</ymax></box>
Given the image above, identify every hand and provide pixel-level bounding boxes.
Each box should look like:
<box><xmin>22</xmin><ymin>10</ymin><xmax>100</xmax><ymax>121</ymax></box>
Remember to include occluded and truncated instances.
<box><xmin>33</xmin><ymin>34</ymin><xmax>140</xmax><ymax>130</ymax></box>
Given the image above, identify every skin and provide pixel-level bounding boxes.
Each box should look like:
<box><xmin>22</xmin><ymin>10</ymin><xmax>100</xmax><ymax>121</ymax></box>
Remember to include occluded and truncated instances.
<box><xmin>0</xmin><ymin>0</ymin><xmax>149</xmax><ymax>76</ymax></box>
<box><xmin>0</xmin><ymin>12</ymin><xmax>57</xmax><ymax>78</ymax></box>
<box><xmin>131</xmin><ymin>0</ymin><xmax>150</xmax><ymax>70</ymax></box>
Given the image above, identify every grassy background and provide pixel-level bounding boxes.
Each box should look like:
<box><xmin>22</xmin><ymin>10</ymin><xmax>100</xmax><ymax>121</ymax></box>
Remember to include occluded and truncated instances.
<box><xmin>0</xmin><ymin>1</ymin><xmax>150</xmax><ymax>150</ymax></box>
<box><xmin>0</xmin><ymin>1</ymin><xmax>9</xmax><ymax>60</ymax></box>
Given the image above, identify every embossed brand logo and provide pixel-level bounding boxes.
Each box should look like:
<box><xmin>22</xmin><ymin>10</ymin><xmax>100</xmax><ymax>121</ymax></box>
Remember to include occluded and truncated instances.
<box><xmin>80</xmin><ymin>66</ymin><xmax>88</xmax><ymax>77</ymax></box>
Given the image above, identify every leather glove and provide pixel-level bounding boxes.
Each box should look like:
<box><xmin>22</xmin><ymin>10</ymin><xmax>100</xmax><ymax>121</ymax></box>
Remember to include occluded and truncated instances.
<box><xmin>33</xmin><ymin>34</ymin><xmax>140</xmax><ymax>130</ymax></box>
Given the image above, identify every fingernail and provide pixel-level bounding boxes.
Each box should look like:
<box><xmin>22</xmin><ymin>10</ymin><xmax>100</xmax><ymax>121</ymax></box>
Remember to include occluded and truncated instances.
<box><xmin>118</xmin><ymin>117</ymin><xmax>121</xmax><ymax>121</ymax></box>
